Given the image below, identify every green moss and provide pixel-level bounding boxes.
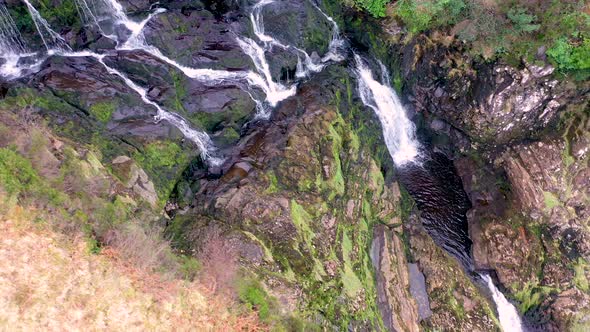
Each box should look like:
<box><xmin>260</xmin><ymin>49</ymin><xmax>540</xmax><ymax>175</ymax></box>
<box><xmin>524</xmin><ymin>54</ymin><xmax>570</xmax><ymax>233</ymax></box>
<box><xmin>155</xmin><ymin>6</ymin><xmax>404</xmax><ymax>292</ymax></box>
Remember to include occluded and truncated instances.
<box><xmin>340</xmin><ymin>231</ymin><xmax>363</xmax><ymax>297</ymax></box>
<box><xmin>217</xmin><ymin>127</ymin><xmax>240</xmax><ymax>146</ymax></box>
<box><xmin>170</xmin><ymin>70</ymin><xmax>187</xmax><ymax>113</ymax></box>
<box><xmin>265</xmin><ymin>171</ymin><xmax>280</xmax><ymax>194</ymax></box>
<box><xmin>0</xmin><ymin>147</ymin><xmax>65</xmax><ymax>205</ymax></box>
<box><xmin>243</xmin><ymin>231</ymin><xmax>276</xmax><ymax>264</ymax></box>
<box><xmin>237</xmin><ymin>278</ymin><xmax>273</xmax><ymax>321</ymax></box>
<box><xmin>513</xmin><ymin>282</ymin><xmax>557</xmax><ymax>314</ymax></box>
<box><xmin>542</xmin><ymin>191</ymin><xmax>561</xmax><ymax>210</ymax></box>
<box><xmin>133</xmin><ymin>141</ymin><xmax>191</xmax><ymax>201</ymax></box>
<box><xmin>290</xmin><ymin>200</ymin><xmax>316</xmax><ymax>250</ymax></box>
<box><xmin>90</xmin><ymin>101</ymin><xmax>116</xmax><ymax>124</ymax></box>
<box><xmin>573</xmin><ymin>258</ymin><xmax>589</xmax><ymax>292</ymax></box>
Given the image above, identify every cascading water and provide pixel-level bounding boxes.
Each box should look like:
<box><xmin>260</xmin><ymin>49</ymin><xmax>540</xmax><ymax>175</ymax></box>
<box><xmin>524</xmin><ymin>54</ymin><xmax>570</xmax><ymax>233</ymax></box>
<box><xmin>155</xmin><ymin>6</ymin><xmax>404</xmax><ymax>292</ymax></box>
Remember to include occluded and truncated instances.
<box><xmin>236</xmin><ymin>37</ymin><xmax>297</xmax><ymax>108</ymax></box>
<box><xmin>0</xmin><ymin>3</ymin><xmax>29</xmax><ymax>78</ymax></box>
<box><xmin>2</xmin><ymin>0</ymin><xmax>529</xmax><ymax>329</ymax></box>
<box><xmin>0</xmin><ymin>3</ymin><xmax>26</xmax><ymax>54</ymax></box>
<box><xmin>58</xmin><ymin>51</ymin><xmax>222</xmax><ymax>164</ymax></box>
<box><xmin>240</xmin><ymin>0</ymin><xmax>346</xmax><ymax>113</ymax></box>
<box><xmin>354</xmin><ymin>54</ymin><xmax>419</xmax><ymax>165</ymax></box>
<box><xmin>21</xmin><ymin>0</ymin><xmax>71</xmax><ymax>52</ymax></box>
<box><xmin>481</xmin><ymin>274</ymin><xmax>524</xmax><ymax>332</ymax></box>
<box><xmin>5</xmin><ymin>1</ymin><xmax>220</xmax><ymax>164</ymax></box>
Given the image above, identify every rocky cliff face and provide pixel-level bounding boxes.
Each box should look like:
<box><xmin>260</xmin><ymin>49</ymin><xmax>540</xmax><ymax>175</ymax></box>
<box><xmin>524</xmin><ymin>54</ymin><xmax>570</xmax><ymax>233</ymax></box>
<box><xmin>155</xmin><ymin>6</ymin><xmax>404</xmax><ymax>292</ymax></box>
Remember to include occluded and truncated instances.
<box><xmin>167</xmin><ymin>68</ymin><xmax>413</xmax><ymax>329</ymax></box>
<box><xmin>374</xmin><ymin>16</ymin><xmax>590</xmax><ymax>332</ymax></box>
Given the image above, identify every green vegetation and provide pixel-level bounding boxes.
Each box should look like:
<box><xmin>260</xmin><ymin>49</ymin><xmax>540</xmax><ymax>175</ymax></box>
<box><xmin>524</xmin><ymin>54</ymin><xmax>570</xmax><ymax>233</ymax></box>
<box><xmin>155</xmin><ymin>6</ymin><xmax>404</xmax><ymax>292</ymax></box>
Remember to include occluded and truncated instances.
<box><xmin>542</xmin><ymin>191</ymin><xmax>561</xmax><ymax>210</ymax></box>
<box><xmin>237</xmin><ymin>278</ymin><xmax>273</xmax><ymax>321</ymax></box>
<box><xmin>37</xmin><ymin>0</ymin><xmax>80</xmax><ymax>28</ymax></box>
<box><xmin>573</xmin><ymin>258</ymin><xmax>589</xmax><ymax>292</ymax></box>
<box><xmin>547</xmin><ymin>36</ymin><xmax>590</xmax><ymax>71</ymax></box>
<box><xmin>396</xmin><ymin>0</ymin><xmax>466</xmax><ymax>34</ymax></box>
<box><xmin>513</xmin><ymin>282</ymin><xmax>557</xmax><ymax>314</ymax></box>
<box><xmin>133</xmin><ymin>141</ymin><xmax>191</xmax><ymax>201</ymax></box>
<box><xmin>9</xmin><ymin>0</ymin><xmax>80</xmax><ymax>35</ymax></box>
<box><xmin>338</xmin><ymin>0</ymin><xmax>590</xmax><ymax>75</ymax></box>
<box><xmin>90</xmin><ymin>101</ymin><xmax>116</xmax><ymax>124</ymax></box>
<box><xmin>0</xmin><ymin>148</ymin><xmax>65</xmax><ymax>205</ymax></box>
<box><xmin>341</xmin><ymin>0</ymin><xmax>390</xmax><ymax>17</ymax></box>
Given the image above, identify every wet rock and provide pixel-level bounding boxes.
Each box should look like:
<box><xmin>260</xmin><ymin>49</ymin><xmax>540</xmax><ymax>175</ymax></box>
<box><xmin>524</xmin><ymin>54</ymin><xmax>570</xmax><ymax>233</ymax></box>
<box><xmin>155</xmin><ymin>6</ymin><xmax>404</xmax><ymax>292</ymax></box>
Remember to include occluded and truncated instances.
<box><xmin>408</xmin><ymin>263</ymin><xmax>432</xmax><ymax>320</ymax></box>
<box><xmin>405</xmin><ymin>213</ymin><xmax>499</xmax><ymax>331</ymax></box>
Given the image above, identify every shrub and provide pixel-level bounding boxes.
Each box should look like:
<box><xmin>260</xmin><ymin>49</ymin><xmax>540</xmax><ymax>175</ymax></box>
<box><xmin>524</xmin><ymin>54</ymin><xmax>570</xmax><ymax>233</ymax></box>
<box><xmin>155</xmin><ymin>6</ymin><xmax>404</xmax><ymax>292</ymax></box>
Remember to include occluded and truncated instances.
<box><xmin>396</xmin><ymin>0</ymin><xmax>467</xmax><ymax>34</ymax></box>
<box><xmin>359</xmin><ymin>0</ymin><xmax>390</xmax><ymax>17</ymax></box>
<box><xmin>237</xmin><ymin>279</ymin><xmax>272</xmax><ymax>321</ymax></box>
<box><xmin>103</xmin><ymin>221</ymin><xmax>181</xmax><ymax>273</ymax></box>
<box><xmin>507</xmin><ymin>7</ymin><xmax>540</xmax><ymax>34</ymax></box>
<box><xmin>197</xmin><ymin>229</ymin><xmax>238</xmax><ymax>294</ymax></box>
<box><xmin>547</xmin><ymin>36</ymin><xmax>590</xmax><ymax>71</ymax></box>
<box><xmin>0</xmin><ymin>148</ymin><xmax>38</xmax><ymax>197</ymax></box>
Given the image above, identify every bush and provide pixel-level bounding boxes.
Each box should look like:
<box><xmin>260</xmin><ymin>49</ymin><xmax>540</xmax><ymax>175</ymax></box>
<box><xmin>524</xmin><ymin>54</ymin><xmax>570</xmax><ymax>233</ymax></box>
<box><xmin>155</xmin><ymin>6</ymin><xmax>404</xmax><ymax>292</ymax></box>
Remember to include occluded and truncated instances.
<box><xmin>0</xmin><ymin>148</ymin><xmax>38</xmax><ymax>197</ymax></box>
<box><xmin>237</xmin><ymin>279</ymin><xmax>272</xmax><ymax>321</ymax></box>
<box><xmin>359</xmin><ymin>0</ymin><xmax>390</xmax><ymax>17</ymax></box>
<box><xmin>507</xmin><ymin>7</ymin><xmax>540</xmax><ymax>34</ymax></box>
<box><xmin>197</xmin><ymin>229</ymin><xmax>238</xmax><ymax>293</ymax></box>
<box><xmin>547</xmin><ymin>36</ymin><xmax>590</xmax><ymax>71</ymax></box>
<box><xmin>396</xmin><ymin>0</ymin><xmax>467</xmax><ymax>34</ymax></box>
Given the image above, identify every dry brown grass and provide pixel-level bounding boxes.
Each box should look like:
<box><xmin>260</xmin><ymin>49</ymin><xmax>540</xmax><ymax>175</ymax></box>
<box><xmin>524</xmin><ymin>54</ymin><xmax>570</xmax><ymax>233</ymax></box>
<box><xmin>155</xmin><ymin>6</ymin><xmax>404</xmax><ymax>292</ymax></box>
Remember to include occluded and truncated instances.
<box><xmin>0</xmin><ymin>195</ymin><xmax>266</xmax><ymax>331</ymax></box>
<box><xmin>197</xmin><ymin>228</ymin><xmax>239</xmax><ymax>296</ymax></box>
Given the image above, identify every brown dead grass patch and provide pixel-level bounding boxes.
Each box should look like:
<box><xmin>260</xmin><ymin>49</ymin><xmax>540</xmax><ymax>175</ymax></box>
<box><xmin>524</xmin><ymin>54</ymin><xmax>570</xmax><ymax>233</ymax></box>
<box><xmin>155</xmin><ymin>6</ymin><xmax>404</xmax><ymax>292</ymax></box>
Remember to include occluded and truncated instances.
<box><xmin>0</xmin><ymin>197</ymin><xmax>265</xmax><ymax>331</ymax></box>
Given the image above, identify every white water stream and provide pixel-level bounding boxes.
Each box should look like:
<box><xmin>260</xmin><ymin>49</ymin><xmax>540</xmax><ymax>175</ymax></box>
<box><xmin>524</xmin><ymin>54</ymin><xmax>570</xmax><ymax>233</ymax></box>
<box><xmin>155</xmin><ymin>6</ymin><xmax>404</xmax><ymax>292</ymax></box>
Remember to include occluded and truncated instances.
<box><xmin>21</xmin><ymin>0</ymin><xmax>70</xmax><ymax>52</ymax></box>
<box><xmin>481</xmin><ymin>274</ymin><xmax>524</xmax><ymax>332</ymax></box>
<box><xmin>354</xmin><ymin>54</ymin><xmax>419</xmax><ymax>166</ymax></box>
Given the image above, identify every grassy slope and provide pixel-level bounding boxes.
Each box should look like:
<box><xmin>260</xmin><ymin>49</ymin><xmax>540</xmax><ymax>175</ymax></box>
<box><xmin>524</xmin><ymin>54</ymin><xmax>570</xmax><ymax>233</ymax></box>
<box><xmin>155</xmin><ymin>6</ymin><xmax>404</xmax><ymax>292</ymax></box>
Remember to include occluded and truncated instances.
<box><xmin>0</xmin><ymin>200</ymin><xmax>261</xmax><ymax>331</ymax></box>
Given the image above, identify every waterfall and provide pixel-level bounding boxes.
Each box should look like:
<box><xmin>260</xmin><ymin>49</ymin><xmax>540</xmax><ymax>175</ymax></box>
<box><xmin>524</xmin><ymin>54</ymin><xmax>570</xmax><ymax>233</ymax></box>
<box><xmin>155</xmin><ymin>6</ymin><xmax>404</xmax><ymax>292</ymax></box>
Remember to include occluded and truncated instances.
<box><xmin>481</xmin><ymin>274</ymin><xmax>524</xmax><ymax>332</ymax></box>
<box><xmin>0</xmin><ymin>3</ymin><xmax>27</xmax><ymax>54</ymax></box>
<box><xmin>0</xmin><ymin>3</ymin><xmax>28</xmax><ymax>78</ymax></box>
<box><xmin>237</xmin><ymin>37</ymin><xmax>297</xmax><ymax>108</ymax></box>
<box><xmin>2</xmin><ymin>0</ymin><xmax>220</xmax><ymax>164</ymax></box>
<box><xmin>22</xmin><ymin>0</ymin><xmax>71</xmax><ymax>52</ymax></box>
<box><xmin>242</xmin><ymin>0</ymin><xmax>345</xmax><ymax>104</ymax></box>
<box><xmin>74</xmin><ymin>0</ymin><xmax>100</xmax><ymax>30</ymax></box>
<box><xmin>61</xmin><ymin>51</ymin><xmax>221</xmax><ymax>165</ymax></box>
<box><xmin>354</xmin><ymin>54</ymin><xmax>419</xmax><ymax>166</ymax></box>
<box><xmin>308</xmin><ymin>0</ymin><xmax>345</xmax><ymax>63</ymax></box>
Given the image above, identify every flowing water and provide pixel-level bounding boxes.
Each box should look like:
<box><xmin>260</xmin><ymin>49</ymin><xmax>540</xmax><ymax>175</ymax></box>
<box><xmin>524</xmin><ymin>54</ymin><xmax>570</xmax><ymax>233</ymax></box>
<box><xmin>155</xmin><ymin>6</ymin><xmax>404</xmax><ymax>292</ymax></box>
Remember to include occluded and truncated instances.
<box><xmin>354</xmin><ymin>54</ymin><xmax>419</xmax><ymax>166</ymax></box>
<box><xmin>0</xmin><ymin>3</ymin><xmax>29</xmax><ymax>78</ymax></box>
<box><xmin>21</xmin><ymin>0</ymin><xmax>70</xmax><ymax>52</ymax></box>
<box><xmin>61</xmin><ymin>51</ymin><xmax>222</xmax><ymax>164</ymax></box>
<box><xmin>481</xmin><ymin>274</ymin><xmax>524</xmax><ymax>332</ymax></box>
<box><xmin>0</xmin><ymin>3</ymin><xmax>26</xmax><ymax>54</ymax></box>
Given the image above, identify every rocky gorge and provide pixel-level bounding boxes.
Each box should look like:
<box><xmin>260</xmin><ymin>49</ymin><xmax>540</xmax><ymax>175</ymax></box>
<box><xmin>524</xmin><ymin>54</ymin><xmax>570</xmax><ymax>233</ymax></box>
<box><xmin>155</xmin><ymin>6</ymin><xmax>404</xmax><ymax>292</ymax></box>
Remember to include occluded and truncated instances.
<box><xmin>0</xmin><ymin>0</ymin><xmax>588</xmax><ymax>331</ymax></box>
